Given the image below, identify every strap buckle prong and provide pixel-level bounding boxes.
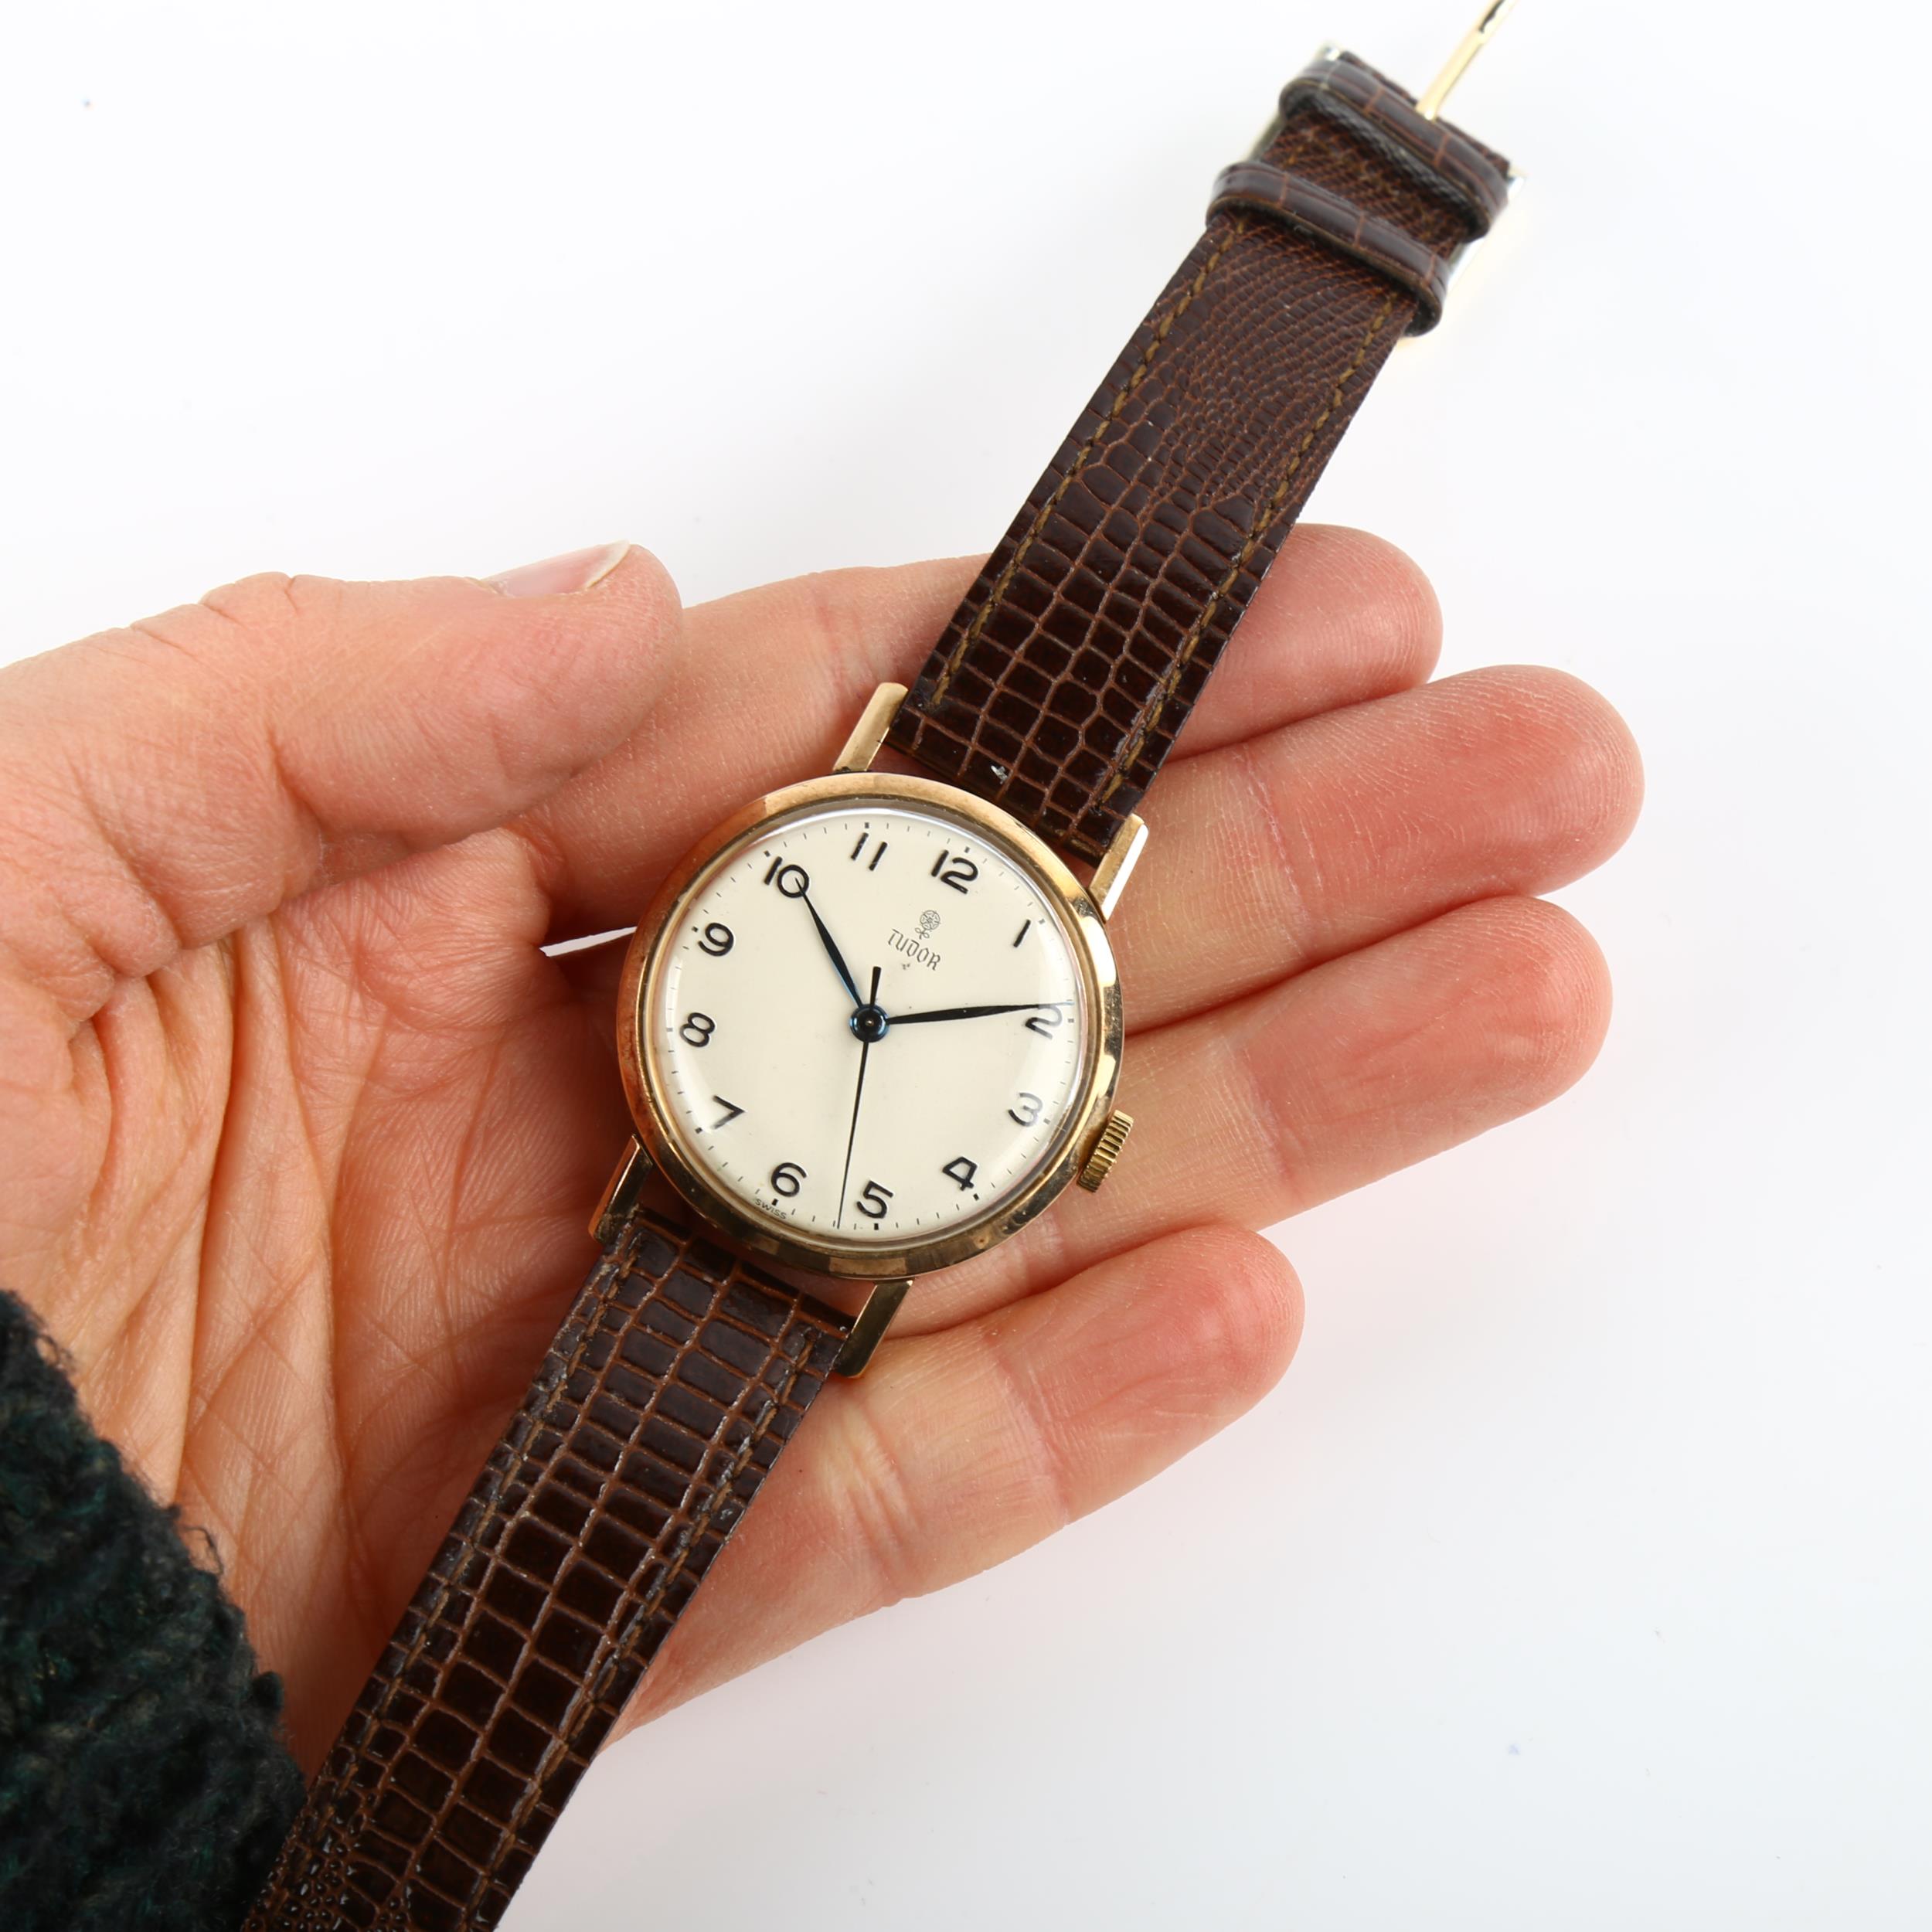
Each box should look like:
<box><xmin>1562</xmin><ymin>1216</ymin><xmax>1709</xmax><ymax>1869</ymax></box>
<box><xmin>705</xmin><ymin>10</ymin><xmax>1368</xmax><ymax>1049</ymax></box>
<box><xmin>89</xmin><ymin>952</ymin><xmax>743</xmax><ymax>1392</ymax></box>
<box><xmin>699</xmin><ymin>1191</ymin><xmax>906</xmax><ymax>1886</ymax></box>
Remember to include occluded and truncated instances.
<box><xmin>1415</xmin><ymin>0</ymin><xmax>1516</xmax><ymax>121</ymax></box>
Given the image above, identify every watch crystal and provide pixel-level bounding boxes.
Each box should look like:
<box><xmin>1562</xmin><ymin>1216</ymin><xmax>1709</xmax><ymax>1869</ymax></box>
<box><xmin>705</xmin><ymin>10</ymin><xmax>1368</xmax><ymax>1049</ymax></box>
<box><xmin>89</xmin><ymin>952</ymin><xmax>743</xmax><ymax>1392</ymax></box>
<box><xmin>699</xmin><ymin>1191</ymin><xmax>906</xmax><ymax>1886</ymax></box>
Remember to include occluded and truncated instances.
<box><xmin>643</xmin><ymin>798</ymin><xmax>1093</xmax><ymax>1251</ymax></box>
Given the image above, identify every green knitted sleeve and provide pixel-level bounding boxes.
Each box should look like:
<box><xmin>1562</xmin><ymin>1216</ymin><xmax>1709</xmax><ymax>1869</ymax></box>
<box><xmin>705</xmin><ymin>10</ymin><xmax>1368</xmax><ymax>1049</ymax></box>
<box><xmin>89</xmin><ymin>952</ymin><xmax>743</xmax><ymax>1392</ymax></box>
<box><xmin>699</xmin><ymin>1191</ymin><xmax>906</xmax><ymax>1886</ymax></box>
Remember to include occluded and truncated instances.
<box><xmin>0</xmin><ymin>1288</ymin><xmax>302</xmax><ymax>1931</ymax></box>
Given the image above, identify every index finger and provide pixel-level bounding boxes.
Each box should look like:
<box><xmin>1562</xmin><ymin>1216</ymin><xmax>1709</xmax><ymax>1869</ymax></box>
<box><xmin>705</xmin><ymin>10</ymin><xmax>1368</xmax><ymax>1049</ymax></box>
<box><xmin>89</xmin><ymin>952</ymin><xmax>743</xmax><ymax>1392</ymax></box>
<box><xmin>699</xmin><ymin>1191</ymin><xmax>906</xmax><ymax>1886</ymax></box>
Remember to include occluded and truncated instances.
<box><xmin>0</xmin><ymin>549</ymin><xmax>676</xmax><ymax>1026</ymax></box>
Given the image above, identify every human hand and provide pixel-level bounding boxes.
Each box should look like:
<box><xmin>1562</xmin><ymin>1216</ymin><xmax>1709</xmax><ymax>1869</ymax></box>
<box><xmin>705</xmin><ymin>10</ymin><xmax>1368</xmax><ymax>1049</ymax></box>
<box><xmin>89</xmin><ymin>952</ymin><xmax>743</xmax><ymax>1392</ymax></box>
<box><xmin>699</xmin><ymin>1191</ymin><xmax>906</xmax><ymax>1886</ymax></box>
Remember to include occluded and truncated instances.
<box><xmin>0</xmin><ymin>531</ymin><xmax>1639</xmax><ymax>1767</ymax></box>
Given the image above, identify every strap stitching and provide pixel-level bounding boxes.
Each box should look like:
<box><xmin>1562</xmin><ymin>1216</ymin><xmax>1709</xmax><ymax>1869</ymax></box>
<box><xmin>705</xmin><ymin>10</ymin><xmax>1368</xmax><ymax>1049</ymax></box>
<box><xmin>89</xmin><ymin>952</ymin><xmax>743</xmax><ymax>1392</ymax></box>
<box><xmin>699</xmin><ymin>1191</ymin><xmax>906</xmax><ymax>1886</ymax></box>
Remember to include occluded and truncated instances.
<box><xmin>274</xmin><ymin>1227</ymin><xmax>825</xmax><ymax>1917</ymax></box>
<box><xmin>473</xmin><ymin>1318</ymin><xmax>822</xmax><ymax>1896</ymax></box>
<box><xmin>1090</xmin><ymin>287</ymin><xmax>1400</xmax><ymax>814</ymax></box>
<box><xmin>922</xmin><ymin>110</ymin><xmax>1332</xmax><ymax>727</ymax></box>
<box><xmin>926</xmin><ymin>219</ymin><xmax>1250</xmax><ymax>713</ymax></box>
<box><xmin>297</xmin><ymin>1240</ymin><xmax>628</xmax><ymax>1871</ymax></box>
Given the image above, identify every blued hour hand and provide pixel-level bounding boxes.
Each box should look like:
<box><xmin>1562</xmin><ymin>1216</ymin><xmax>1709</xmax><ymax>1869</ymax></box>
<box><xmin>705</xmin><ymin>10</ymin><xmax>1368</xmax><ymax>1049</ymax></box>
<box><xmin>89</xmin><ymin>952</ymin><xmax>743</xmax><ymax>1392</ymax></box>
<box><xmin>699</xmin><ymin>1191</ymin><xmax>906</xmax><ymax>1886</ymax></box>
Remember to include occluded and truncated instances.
<box><xmin>891</xmin><ymin>1001</ymin><xmax>1067</xmax><ymax>1025</ymax></box>
<box><xmin>801</xmin><ymin>892</ymin><xmax>862</xmax><ymax>1008</ymax></box>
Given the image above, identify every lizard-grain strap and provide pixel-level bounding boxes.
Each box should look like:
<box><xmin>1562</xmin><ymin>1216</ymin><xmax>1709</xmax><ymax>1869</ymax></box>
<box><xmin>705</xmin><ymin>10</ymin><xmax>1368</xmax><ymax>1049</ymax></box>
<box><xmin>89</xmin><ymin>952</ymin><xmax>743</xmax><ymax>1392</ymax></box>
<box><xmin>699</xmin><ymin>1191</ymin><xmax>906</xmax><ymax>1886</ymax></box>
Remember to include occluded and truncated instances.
<box><xmin>245</xmin><ymin>1202</ymin><xmax>852</xmax><ymax>1931</ymax></box>
<box><xmin>885</xmin><ymin>49</ymin><xmax>1512</xmax><ymax>862</ymax></box>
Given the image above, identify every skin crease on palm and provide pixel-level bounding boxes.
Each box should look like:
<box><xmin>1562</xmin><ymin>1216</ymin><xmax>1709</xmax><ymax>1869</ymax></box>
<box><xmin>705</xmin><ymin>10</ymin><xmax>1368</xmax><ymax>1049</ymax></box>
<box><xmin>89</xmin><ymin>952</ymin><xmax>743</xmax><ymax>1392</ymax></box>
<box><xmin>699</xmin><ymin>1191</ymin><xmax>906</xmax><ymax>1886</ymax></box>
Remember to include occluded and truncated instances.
<box><xmin>0</xmin><ymin>528</ymin><xmax>1641</xmax><ymax>1773</ymax></box>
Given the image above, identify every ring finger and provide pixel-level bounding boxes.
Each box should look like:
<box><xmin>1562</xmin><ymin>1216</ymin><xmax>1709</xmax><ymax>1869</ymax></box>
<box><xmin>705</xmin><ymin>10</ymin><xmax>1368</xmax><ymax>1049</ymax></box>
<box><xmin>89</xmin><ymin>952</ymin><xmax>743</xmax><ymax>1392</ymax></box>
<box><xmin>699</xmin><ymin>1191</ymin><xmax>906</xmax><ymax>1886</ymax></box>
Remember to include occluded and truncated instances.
<box><xmin>900</xmin><ymin>892</ymin><xmax>1613</xmax><ymax>1331</ymax></box>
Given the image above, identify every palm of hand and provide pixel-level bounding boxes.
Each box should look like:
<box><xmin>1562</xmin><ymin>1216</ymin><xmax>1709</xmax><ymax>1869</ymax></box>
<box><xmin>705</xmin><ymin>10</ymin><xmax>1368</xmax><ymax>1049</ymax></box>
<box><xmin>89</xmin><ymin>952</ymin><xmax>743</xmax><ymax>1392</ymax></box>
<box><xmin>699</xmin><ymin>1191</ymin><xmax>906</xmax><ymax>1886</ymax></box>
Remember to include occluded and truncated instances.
<box><xmin>0</xmin><ymin>535</ymin><xmax>1638</xmax><ymax>1768</ymax></box>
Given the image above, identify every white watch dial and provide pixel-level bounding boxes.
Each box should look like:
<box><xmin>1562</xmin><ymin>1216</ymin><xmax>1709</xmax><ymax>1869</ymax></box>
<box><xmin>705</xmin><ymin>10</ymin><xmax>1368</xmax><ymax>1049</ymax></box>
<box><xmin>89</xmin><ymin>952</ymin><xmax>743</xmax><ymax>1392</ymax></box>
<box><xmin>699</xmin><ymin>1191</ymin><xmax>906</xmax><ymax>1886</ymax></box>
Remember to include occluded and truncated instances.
<box><xmin>643</xmin><ymin>799</ymin><xmax>1092</xmax><ymax>1250</ymax></box>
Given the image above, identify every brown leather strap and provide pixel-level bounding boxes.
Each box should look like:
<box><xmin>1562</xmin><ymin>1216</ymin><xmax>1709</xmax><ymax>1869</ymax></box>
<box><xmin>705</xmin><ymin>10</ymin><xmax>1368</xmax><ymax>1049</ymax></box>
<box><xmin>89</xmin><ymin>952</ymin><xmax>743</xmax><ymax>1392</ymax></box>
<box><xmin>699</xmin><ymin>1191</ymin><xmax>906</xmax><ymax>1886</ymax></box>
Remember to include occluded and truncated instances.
<box><xmin>245</xmin><ymin>1202</ymin><xmax>852</xmax><ymax>1931</ymax></box>
<box><xmin>885</xmin><ymin>49</ymin><xmax>1512</xmax><ymax>863</ymax></box>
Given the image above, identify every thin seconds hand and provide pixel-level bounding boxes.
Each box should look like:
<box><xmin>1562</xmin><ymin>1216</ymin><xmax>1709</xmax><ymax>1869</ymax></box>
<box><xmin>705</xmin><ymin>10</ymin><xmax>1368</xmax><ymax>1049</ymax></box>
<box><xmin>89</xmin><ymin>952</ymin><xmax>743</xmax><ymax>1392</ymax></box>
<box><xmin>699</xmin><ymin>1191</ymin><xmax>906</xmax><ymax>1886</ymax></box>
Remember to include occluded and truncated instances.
<box><xmin>836</xmin><ymin>965</ymin><xmax>883</xmax><ymax>1229</ymax></box>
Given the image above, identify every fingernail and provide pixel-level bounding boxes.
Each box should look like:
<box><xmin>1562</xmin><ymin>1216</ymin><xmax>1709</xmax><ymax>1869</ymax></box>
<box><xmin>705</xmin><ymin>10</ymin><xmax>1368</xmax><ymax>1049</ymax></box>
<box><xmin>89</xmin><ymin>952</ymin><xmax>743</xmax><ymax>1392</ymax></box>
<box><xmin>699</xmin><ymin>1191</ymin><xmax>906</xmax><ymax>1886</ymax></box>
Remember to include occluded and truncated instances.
<box><xmin>488</xmin><ymin>542</ymin><xmax>631</xmax><ymax>597</ymax></box>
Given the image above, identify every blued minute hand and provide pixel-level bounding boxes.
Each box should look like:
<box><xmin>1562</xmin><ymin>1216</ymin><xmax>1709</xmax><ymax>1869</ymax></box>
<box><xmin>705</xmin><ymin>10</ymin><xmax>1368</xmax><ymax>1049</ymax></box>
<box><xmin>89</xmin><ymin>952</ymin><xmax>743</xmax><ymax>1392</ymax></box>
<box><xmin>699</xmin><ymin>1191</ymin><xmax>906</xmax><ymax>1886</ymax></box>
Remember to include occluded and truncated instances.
<box><xmin>890</xmin><ymin>1001</ymin><xmax>1067</xmax><ymax>1025</ymax></box>
<box><xmin>801</xmin><ymin>891</ymin><xmax>862</xmax><ymax>1008</ymax></box>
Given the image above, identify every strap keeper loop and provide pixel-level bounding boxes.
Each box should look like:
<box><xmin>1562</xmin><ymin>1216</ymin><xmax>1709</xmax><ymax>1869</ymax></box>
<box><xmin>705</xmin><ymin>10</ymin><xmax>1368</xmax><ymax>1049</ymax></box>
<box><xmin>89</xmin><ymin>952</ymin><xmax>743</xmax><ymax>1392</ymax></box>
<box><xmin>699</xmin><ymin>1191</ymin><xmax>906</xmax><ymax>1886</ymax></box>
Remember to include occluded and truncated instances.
<box><xmin>1209</xmin><ymin>162</ymin><xmax>1451</xmax><ymax>334</ymax></box>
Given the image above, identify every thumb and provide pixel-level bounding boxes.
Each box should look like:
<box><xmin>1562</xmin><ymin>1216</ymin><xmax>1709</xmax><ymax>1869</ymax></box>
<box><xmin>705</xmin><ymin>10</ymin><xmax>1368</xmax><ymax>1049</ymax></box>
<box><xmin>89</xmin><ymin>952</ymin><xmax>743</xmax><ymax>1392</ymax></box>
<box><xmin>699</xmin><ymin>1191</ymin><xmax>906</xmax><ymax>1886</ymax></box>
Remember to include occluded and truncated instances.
<box><xmin>0</xmin><ymin>543</ymin><xmax>678</xmax><ymax>1025</ymax></box>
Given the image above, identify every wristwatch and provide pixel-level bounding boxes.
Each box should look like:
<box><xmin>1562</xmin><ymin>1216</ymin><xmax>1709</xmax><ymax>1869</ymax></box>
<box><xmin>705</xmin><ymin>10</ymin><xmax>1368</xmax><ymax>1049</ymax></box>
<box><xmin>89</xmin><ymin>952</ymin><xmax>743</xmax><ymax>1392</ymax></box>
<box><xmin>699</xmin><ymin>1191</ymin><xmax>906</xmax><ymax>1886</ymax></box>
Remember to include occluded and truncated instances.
<box><xmin>248</xmin><ymin>18</ymin><xmax>1516</xmax><ymax>1930</ymax></box>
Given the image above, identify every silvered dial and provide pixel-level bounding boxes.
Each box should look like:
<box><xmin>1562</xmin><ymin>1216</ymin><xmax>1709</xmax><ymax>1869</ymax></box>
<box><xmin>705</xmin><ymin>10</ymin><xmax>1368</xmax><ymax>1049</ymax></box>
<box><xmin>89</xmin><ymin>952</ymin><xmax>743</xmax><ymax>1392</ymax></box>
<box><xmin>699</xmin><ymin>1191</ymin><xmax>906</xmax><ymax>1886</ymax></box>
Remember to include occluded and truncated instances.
<box><xmin>642</xmin><ymin>798</ymin><xmax>1092</xmax><ymax>1250</ymax></box>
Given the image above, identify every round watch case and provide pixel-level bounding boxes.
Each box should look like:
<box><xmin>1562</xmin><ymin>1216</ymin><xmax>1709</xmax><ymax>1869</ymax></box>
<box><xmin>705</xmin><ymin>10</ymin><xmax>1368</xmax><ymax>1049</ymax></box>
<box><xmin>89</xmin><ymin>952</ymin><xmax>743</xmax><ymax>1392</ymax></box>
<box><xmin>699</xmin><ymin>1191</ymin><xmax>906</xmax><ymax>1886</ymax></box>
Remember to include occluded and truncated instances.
<box><xmin>616</xmin><ymin>770</ymin><xmax>1124</xmax><ymax>1282</ymax></box>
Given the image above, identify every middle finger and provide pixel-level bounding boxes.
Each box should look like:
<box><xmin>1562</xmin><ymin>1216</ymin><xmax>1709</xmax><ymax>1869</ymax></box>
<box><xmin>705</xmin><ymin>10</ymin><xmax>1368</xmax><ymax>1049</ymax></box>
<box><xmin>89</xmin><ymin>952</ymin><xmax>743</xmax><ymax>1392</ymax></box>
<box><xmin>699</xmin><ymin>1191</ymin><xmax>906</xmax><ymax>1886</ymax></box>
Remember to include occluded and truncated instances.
<box><xmin>1114</xmin><ymin>662</ymin><xmax>1641</xmax><ymax>1029</ymax></box>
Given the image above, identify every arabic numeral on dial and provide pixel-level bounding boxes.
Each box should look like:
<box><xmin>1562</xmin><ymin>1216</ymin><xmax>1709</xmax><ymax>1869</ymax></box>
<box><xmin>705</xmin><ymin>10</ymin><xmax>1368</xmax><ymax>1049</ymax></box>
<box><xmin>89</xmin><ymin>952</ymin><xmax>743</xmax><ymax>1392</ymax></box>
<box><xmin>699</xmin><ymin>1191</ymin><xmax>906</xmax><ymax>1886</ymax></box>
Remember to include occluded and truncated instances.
<box><xmin>770</xmin><ymin>1161</ymin><xmax>807</xmax><ymax>1199</ymax></box>
<box><xmin>929</xmin><ymin>850</ymin><xmax>978</xmax><ymax>894</ymax></box>
<box><xmin>679</xmin><ymin>1012</ymin><xmax>716</xmax><ymax>1047</ymax></box>
<box><xmin>1024</xmin><ymin>1004</ymin><xmax>1068</xmax><ymax>1038</ymax></box>
<box><xmin>855</xmin><ymin>1179</ymin><xmax>894</xmax><ymax>1222</ymax></box>
<box><xmin>762</xmin><ymin>857</ymin><xmax>811</xmax><ymax>897</ymax></box>
<box><xmin>941</xmin><ymin>1155</ymin><xmax>979</xmax><ymax>1192</ymax></box>
<box><xmin>1008</xmin><ymin>1091</ymin><xmax>1044</xmax><ymax>1127</ymax></box>
<box><xmin>709</xmin><ymin>1095</ymin><xmax>744</xmax><ymax>1129</ymax></box>
<box><xmin>696</xmin><ymin>920</ymin><xmax>734</xmax><ymax>957</ymax></box>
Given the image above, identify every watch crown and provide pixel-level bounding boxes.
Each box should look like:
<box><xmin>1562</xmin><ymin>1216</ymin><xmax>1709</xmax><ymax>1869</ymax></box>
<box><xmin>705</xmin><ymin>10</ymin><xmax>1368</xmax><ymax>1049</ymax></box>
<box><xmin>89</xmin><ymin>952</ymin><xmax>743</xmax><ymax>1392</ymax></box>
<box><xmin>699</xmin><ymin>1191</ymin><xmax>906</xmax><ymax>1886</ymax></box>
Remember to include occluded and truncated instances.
<box><xmin>1077</xmin><ymin>1110</ymin><xmax>1134</xmax><ymax>1192</ymax></box>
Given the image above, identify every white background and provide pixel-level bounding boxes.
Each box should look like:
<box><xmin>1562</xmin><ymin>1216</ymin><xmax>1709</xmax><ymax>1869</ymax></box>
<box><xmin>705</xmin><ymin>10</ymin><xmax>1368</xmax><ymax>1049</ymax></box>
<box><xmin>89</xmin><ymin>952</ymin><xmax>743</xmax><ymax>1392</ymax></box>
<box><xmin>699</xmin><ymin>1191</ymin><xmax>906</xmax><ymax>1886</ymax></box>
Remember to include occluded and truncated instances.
<box><xmin>4</xmin><ymin>3</ymin><xmax>1929</xmax><ymax>1926</ymax></box>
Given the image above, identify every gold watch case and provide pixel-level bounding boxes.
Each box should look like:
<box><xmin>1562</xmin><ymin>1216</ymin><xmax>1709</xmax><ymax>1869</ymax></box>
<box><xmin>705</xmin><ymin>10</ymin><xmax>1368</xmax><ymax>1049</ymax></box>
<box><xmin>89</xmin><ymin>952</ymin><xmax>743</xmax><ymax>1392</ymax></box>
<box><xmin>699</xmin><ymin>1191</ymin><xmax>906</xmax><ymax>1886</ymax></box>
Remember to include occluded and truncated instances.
<box><xmin>614</xmin><ymin>767</ymin><xmax>1124</xmax><ymax>1284</ymax></box>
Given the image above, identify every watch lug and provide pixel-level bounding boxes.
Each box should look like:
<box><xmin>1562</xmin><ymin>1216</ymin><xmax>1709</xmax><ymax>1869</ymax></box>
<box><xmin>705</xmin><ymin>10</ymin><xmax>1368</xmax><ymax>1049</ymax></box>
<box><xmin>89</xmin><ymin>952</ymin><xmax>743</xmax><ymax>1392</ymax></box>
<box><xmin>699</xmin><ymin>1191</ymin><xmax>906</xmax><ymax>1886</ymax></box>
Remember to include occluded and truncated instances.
<box><xmin>590</xmin><ymin>1135</ymin><xmax>652</xmax><ymax>1246</ymax></box>
<box><xmin>832</xmin><ymin>682</ymin><xmax>910</xmax><ymax>774</ymax></box>
<box><xmin>1090</xmin><ymin>814</ymin><xmax>1148</xmax><ymax>922</ymax></box>
<box><xmin>832</xmin><ymin>1278</ymin><xmax>910</xmax><ymax>1378</ymax></box>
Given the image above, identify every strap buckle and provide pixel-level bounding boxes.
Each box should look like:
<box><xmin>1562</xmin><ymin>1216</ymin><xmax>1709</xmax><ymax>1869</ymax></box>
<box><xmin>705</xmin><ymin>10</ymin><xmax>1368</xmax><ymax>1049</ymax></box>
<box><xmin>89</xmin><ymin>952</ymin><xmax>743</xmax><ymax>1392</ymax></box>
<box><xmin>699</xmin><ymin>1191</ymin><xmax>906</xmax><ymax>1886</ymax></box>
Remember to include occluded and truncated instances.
<box><xmin>1236</xmin><ymin>13</ymin><xmax>1519</xmax><ymax>333</ymax></box>
<box><xmin>1417</xmin><ymin>0</ymin><xmax>1522</xmax><ymax>305</ymax></box>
